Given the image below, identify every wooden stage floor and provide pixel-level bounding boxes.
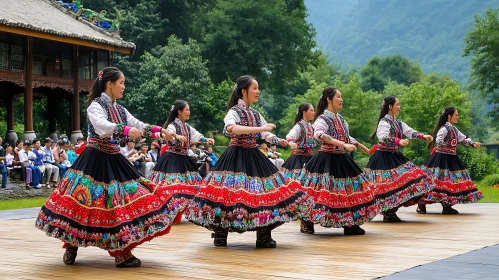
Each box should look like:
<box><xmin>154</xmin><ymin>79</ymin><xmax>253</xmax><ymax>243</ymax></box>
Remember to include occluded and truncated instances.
<box><xmin>1</xmin><ymin>204</ymin><xmax>498</xmax><ymax>280</ymax></box>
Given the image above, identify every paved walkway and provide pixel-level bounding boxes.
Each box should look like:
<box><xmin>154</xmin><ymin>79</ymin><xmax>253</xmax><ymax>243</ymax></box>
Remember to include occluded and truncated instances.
<box><xmin>380</xmin><ymin>244</ymin><xmax>499</xmax><ymax>280</ymax></box>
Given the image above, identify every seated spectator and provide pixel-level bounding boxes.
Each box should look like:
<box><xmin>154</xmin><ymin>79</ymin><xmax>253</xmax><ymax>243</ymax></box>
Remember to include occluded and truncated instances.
<box><xmin>75</xmin><ymin>136</ymin><xmax>86</xmax><ymax>149</ymax></box>
<box><xmin>268</xmin><ymin>144</ymin><xmax>284</xmax><ymax>169</ymax></box>
<box><xmin>12</xmin><ymin>140</ymin><xmax>29</xmax><ymax>181</ymax></box>
<box><xmin>138</xmin><ymin>143</ymin><xmax>155</xmax><ymax>176</ymax></box>
<box><xmin>206</xmin><ymin>146</ymin><xmax>218</xmax><ymax>167</ymax></box>
<box><xmin>259</xmin><ymin>142</ymin><xmax>270</xmax><ymax>156</ymax></box>
<box><xmin>19</xmin><ymin>140</ymin><xmax>42</xmax><ymax>189</ymax></box>
<box><xmin>188</xmin><ymin>143</ymin><xmax>199</xmax><ymax>162</ymax></box>
<box><xmin>121</xmin><ymin>139</ymin><xmax>141</xmax><ymax>170</ymax></box>
<box><xmin>149</xmin><ymin>141</ymin><xmax>161</xmax><ymax>163</ymax></box>
<box><xmin>5</xmin><ymin>145</ymin><xmax>14</xmax><ymax>168</ymax></box>
<box><xmin>41</xmin><ymin>138</ymin><xmax>59</xmax><ymax>188</ymax></box>
<box><xmin>67</xmin><ymin>144</ymin><xmax>77</xmax><ymax>165</ymax></box>
<box><xmin>31</xmin><ymin>139</ymin><xmax>46</xmax><ymax>174</ymax></box>
<box><xmin>53</xmin><ymin>138</ymin><xmax>70</xmax><ymax>178</ymax></box>
<box><xmin>0</xmin><ymin>138</ymin><xmax>7</xmax><ymax>189</ymax></box>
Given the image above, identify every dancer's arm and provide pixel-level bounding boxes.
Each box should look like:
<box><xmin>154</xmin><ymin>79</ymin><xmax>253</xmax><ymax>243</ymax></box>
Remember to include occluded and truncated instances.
<box><xmin>456</xmin><ymin>127</ymin><xmax>479</xmax><ymax>148</ymax></box>
<box><xmin>401</xmin><ymin>121</ymin><xmax>432</xmax><ymax>142</ymax></box>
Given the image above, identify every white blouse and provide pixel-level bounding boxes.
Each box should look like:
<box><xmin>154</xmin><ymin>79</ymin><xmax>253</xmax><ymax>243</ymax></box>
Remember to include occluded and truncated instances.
<box><xmin>224</xmin><ymin>99</ymin><xmax>278</xmax><ymax>143</ymax></box>
<box><xmin>87</xmin><ymin>93</ymin><xmax>149</xmax><ymax>138</ymax></box>
<box><xmin>376</xmin><ymin>114</ymin><xmax>420</xmax><ymax>142</ymax></box>
<box><xmin>167</xmin><ymin>118</ymin><xmax>205</xmax><ymax>143</ymax></box>
<box><xmin>436</xmin><ymin>122</ymin><xmax>474</xmax><ymax>147</ymax></box>
<box><xmin>313</xmin><ymin>110</ymin><xmax>359</xmax><ymax>145</ymax></box>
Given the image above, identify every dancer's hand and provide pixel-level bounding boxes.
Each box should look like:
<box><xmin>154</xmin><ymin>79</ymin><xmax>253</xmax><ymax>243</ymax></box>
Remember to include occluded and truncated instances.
<box><xmin>399</xmin><ymin>139</ymin><xmax>410</xmax><ymax>147</ymax></box>
<box><xmin>262</xmin><ymin>123</ymin><xmax>276</xmax><ymax>132</ymax></box>
<box><xmin>343</xmin><ymin>143</ymin><xmax>357</xmax><ymax>152</ymax></box>
<box><xmin>128</xmin><ymin>127</ymin><xmax>143</xmax><ymax>139</ymax></box>
<box><xmin>423</xmin><ymin>135</ymin><xmax>433</xmax><ymax>142</ymax></box>
<box><xmin>289</xmin><ymin>142</ymin><xmax>298</xmax><ymax>150</ymax></box>
<box><xmin>474</xmin><ymin>142</ymin><xmax>481</xmax><ymax>148</ymax></box>
<box><xmin>278</xmin><ymin>139</ymin><xmax>288</xmax><ymax>147</ymax></box>
<box><xmin>161</xmin><ymin>130</ymin><xmax>175</xmax><ymax>142</ymax></box>
<box><xmin>176</xmin><ymin>135</ymin><xmax>187</xmax><ymax>145</ymax></box>
<box><xmin>359</xmin><ymin>144</ymin><xmax>370</xmax><ymax>154</ymax></box>
<box><xmin>206</xmin><ymin>138</ymin><xmax>215</xmax><ymax>145</ymax></box>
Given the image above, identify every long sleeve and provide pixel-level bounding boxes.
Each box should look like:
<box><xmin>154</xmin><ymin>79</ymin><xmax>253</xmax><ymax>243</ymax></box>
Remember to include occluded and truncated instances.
<box><xmin>400</xmin><ymin>120</ymin><xmax>422</xmax><ymax>139</ymax></box>
<box><xmin>456</xmin><ymin>127</ymin><xmax>475</xmax><ymax>146</ymax></box>
<box><xmin>124</xmin><ymin>108</ymin><xmax>161</xmax><ymax>140</ymax></box>
<box><xmin>376</xmin><ymin>119</ymin><xmax>400</xmax><ymax>145</ymax></box>
<box><xmin>223</xmin><ymin>109</ymin><xmax>239</xmax><ymax>137</ymax></box>
<box><xmin>313</xmin><ymin>118</ymin><xmax>328</xmax><ymax>141</ymax></box>
<box><xmin>286</xmin><ymin>124</ymin><xmax>302</xmax><ymax>142</ymax></box>
<box><xmin>259</xmin><ymin>113</ymin><xmax>279</xmax><ymax>144</ymax></box>
<box><xmin>189</xmin><ymin>125</ymin><xmax>205</xmax><ymax>143</ymax></box>
<box><xmin>18</xmin><ymin>150</ymin><xmax>28</xmax><ymax>163</ymax></box>
<box><xmin>87</xmin><ymin>102</ymin><xmax>124</xmax><ymax>139</ymax></box>
<box><xmin>166</xmin><ymin>123</ymin><xmax>176</xmax><ymax>134</ymax></box>
<box><xmin>435</xmin><ymin>127</ymin><xmax>447</xmax><ymax>147</ymax></box>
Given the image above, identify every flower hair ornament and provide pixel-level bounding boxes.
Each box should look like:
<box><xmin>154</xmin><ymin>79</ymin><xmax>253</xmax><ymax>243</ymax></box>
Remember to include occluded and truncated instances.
<box><xmin>97</xmin><ymin>71</ymin><xmax>103</xmax><ymax>81</ymax></box>
<box><xmin>233</xmin><ymin>84</ymin><xmax>238</xmax><ymax>93</ymax></box>
<box><xmin>170</xmin><ymin>105</ymin><xmax>175</xmax><ymax>112</ymax></box>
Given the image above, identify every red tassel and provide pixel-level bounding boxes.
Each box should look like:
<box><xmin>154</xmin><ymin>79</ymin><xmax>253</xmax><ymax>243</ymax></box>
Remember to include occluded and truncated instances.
<box><xmin>160</xmin><ymin>144</ymin><xmax>168</xmax><ymax>155</ymax></box>
<box><xmin>368</xmin><ymin>144</ymin><xmax>378</xmax><ymax>155</ymax></box>
<box><xmin>430</xmin><ymin>148</ymin><xmax>436</xmax><ymax>155</ymax></box>
<box><xmin>75</xmin><ymin>142</ymin><xmax>87</xmax><ymax>155</ymax></box>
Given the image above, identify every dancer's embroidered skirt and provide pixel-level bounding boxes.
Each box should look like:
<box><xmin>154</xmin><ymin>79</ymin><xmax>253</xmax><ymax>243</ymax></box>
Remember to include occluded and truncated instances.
<box><xmin>35</xmin><ymin>146</ymin><xmax>191</xmax><ymax>256</ymax></box>
<box><xmin>148</xmin><ymin>151</ymin><xmax>201</xmax><ymax>196</ymax></box>
<box><xmin>281</xmin><ymin>154</ymin><xmax>313</xmax><ymax>180</ymax></box>
<box><xmin>365</xmin><ymin>150</ymin><xmax>433</xmax><ymax>211</ymax></box>
<box><xmin>300</xmin><ymin>152</ymin><xmax>379</xmax><ymax>228</ymax></box>
<box><xmin>186</xmin><ymin>145</ymin><xmax>312</xmax><ymax>233</ymax></box>
<box><xmin>420</xmin><ymin>152</ymin><xmax>483</xmax><ymax>205</ymax></box>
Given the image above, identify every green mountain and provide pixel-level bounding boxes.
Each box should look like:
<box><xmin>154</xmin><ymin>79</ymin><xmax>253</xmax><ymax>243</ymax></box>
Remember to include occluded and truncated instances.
<box><xmin>305</xmin><ymin>0</ymin><xmax>499</xmax><ymax>81</ymax></box>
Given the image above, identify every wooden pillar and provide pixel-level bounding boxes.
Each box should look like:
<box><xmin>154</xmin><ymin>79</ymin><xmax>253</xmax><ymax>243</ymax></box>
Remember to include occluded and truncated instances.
<box><xmin>4</xmin><ymin>94</ymin><xmax>18</xmax><ymax>146</ymax></box>
<box><xmin>23</xmin><ymin>36</ymin><xmax>35</xmax><ymax>140</ymax></box>
<box><xmin>70</xmin><ymin>44</ymin><xmax>83</xmax><ymax>144</ymax></box>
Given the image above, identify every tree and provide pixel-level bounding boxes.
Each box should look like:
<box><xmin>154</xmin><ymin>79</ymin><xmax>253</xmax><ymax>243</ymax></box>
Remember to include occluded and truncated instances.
<box><xmin>464</xmin><ymin>7</ymin><xmax>499</xmax><ymax>126</ymax></box>
<box><xmin>359</xmin><ymin>55</ymin><xmax>424</xmax><ymax>91</ymax></box>
<box><xmin>196</xmin><ymin>0</ymin><xmax>316</xmax><ymax>88</ymax></box>
<box><xmin>125</xmin><ymin>36</ymin><xmax>212</xmax><ymax>130</ymax></box>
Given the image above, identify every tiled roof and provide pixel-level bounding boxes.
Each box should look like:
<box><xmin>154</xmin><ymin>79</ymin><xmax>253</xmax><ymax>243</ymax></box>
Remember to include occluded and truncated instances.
<box><xmin>0</xmin><ymin>0</ymin><xmax>135</xmax><ymax>51</ymax></box>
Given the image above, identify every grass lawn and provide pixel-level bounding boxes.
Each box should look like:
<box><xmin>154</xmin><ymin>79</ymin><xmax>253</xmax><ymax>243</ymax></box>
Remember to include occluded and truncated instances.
<box><xmin>477</xmin><ymin>183</ymin><xmax>499</xmax><ymax>203</ymax></box>
<box><xmin>0</xmin><ymin>197</ymin><xmax>47</xmax><ymax>211</ymax></box>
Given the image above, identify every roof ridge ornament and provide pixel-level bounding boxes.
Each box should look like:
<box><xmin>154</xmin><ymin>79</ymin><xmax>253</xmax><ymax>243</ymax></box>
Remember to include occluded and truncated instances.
<box><xmin>55</xmin><ymin>0</ymin><xmax>120</xmax><ymax>33</ymax></box>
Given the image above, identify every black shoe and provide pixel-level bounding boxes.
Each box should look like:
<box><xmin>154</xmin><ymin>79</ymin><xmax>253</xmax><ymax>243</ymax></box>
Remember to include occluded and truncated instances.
<box><xmin>115</xmin><ymin>253</ymin><xmax>141</xmax><ymax>268</ymax></box>
<box><xmin>383</xmin><ymin>212</ymin><xmax>402</xmax><ymax>222</ymax></box>
<box><xmin>442</xmin><ymin>206</ymin><xmax>459</xmax><ymax>214</ymax></box>
<box><xmin>300</xmin><ymin>220</ymin><xmax>315</xmax><ymax>234</ymax></box>
<box><xmin>63</xmin><ymin>247</ymin><xmax>78</xmax><ymax>265</ymax></box>
<box><xmin>343</xmin><ymin>225</ymin><xmax>366</xmax><ymax>235</ymax></box>
<box><xmin>416</xmin><ymin>203</ymin><xmax>427</xmax><ymax>214</ymax></box>
<box><xmin>211</xmin><ymin>231</ymin><xmax>228</xmax><ymax>247</ymax></box>
<box><xmin>256</xmin><ymin>229</ymin><xmax>277</xmax><ymax>248</ymax></box>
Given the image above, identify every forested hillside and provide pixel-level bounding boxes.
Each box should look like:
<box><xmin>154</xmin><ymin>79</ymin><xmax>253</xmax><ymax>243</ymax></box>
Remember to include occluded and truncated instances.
<box><xmin>305</xmin><ymin>0</ymin><xmax>499</xmax><ymax>81</ymax></box>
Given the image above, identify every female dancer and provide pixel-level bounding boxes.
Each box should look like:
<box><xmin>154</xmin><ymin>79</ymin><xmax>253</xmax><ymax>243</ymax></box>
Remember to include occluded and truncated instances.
<box><xmin>417</xmin><ymin>106</ymin><xmax>483</xmax><ymax>214</ymax></box>
<box><xmin>365</xmin><ymin>96</ymin><xmax>433</xmax><ymax>222</ymax></box>
<box><xmin>300</xmin><ymin>86</ymin><xmax>379</xmax><ymax>235</ymax></box>
<box><xmin>186</xmin><ymin>75</ymin><xmax>311</xmax><ymax>248</ymax></box>
<box><xmin>35</xmin><ymin>67</ymin><xmax>189</xmax><ymax>268</ymax></box>
<box><xmin>148</xmin><ymin>100</ymin><xmax>214</xmax><ymax>196</ymax></box>
<box><xmin>281</xmin><ymin>102</ymin><xmax>316</xmax><ymax>180</ymax></box>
